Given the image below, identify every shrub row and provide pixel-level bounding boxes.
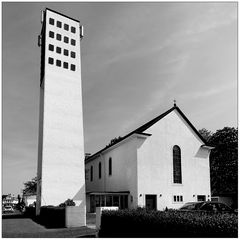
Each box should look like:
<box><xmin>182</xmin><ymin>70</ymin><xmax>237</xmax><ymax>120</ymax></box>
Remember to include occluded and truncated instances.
<box><xmin>38</xmin><ymin>206</ymin><xmax>65</xmax><ymax>228</ymax></box>
<box><xmin>99</xmin><ymin>209</ymin><xmax>238</xmax><ymax>237</ymax></box>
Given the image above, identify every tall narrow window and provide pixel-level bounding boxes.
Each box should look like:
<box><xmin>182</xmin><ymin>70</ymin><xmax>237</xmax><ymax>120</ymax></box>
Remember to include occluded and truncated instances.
<box><xmin>90</xmin><ymin>166</ymin><xmax>93</xmax><ymax>182</ymax></box>
<box><xmin>109</xmin><ymin>157</ymin><xmax>112</xmax><ymax>176</ymax></box>
<box><xmin>99</xmin><ymin>162</ymin><xmax>102</xmax><ymax>179</ymax></box>
<box><xmin>173</xmin><ymin>145</ymin><xmax>182</xmax><ymax>183</ymax></box>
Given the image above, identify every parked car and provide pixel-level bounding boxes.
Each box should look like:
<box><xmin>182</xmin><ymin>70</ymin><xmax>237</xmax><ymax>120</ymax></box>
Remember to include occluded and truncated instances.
<box><xmin>179</xmin><ymin>201</ymin><xmax>236</xmax><ymax>213</ymax></box>
<box><xmin>3</xmin><ymin>205</ymin><xmax>14</xmax><ymax>213</ymax></box>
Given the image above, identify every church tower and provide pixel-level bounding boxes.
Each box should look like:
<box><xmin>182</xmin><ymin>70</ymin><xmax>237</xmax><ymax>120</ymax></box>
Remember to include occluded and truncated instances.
<box><xmin>36</xmin><ymin>8</ymin><xmax>86</xmax><ymax>226</ymax></box>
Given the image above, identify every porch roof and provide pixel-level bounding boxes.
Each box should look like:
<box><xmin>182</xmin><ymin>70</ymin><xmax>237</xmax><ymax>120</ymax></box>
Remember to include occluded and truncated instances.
<box><xmin>87</xmin><ymin>191</ymin><xmax>130</xmax><ymax>196</ymax></box>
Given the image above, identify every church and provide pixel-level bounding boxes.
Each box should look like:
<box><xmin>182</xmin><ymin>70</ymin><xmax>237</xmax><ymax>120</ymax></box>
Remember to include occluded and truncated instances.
<box><xmin>85</xmin><ymin>104</ymin><xmax>213</xmax><ymax>213</ymax></box>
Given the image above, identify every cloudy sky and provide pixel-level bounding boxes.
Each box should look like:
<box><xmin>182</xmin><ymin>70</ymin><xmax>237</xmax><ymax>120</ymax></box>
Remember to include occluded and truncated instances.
<box><xmin>2</xmin><ymin>2</ymin><xmax>237</xmax><ymax>195</ymax></box>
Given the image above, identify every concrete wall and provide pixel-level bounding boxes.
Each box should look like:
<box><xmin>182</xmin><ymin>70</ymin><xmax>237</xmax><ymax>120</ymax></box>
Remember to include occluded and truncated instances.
<box><xmin>137</xmin><ymin>109</ymin><xmax>211</xmax><ymax>210</ymax></box>
<box><xmin>37</xmin><ymin>9</ymin><xmax>86</xmax><ymax>223</ymax></box>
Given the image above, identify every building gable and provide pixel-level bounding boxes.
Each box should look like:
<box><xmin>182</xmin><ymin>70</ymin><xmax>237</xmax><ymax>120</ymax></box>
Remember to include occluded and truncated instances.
<box><xmin>86</xmin><ymin>105</ymin><xmax>210</xmax><ymax>162</ymax></box>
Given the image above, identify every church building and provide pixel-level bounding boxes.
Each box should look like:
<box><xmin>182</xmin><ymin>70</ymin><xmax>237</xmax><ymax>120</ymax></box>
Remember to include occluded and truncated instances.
<box><xmin>85</xmin><ymin>104</ymin><xmax>213</xmax><ymax>212</ymax></box>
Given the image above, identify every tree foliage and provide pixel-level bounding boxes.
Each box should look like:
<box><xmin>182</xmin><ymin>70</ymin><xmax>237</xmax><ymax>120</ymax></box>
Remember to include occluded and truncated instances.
<box><xmin>199</xmin><ymin>128</ymin><xmax>212</xmax><ymax>142</ymax></box>
<box><xmin>23</xmin><ymin>176</ymin><xmax>37</xmax><ymax>195</ymax></box>
<box><xmin>106</xmin><ymin>136</ymin><xmax>122</xmax><ymax>148</ymax></box>
<box><xmin>199</xmin><ymin>127</ymin><xmax>238</xmax><ymax>199</ymax></box>
<box><xmin>208</xmin><ymin>127</ymin><xmax>238</xmax><ymax>197</ymax></box>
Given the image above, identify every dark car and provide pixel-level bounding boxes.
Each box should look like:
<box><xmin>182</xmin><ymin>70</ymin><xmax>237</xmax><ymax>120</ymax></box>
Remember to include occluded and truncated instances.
<box><xmin>179</xmin><ymin>201</ymin><xmax>236</xmax><ymax>213</ymax></box>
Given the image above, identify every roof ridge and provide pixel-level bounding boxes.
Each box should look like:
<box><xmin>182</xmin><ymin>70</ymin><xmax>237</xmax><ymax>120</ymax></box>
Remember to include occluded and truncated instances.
<box><xmin>85</xmin><ymin>106</ymin><xmax>177</xmax><ymax>162</ymax></box>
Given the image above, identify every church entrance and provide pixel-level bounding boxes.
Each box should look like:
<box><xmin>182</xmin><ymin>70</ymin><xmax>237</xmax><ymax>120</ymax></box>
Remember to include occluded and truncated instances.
<box><xmin>145</xmin><ymin>194</ymin><xmax>157</xmax><ymax>210</ymax></box>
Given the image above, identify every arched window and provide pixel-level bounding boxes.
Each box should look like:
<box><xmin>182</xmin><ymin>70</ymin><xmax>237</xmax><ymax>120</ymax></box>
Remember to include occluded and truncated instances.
<box><xmin>173</xmin><ymin>145</ymin><xmax>182</xmax><ymax>184</ymax></box>
<box><xmin>90</xmin><ymin>166</ymin><xmax>93</xmax><ymax>182</ymax></box>
<box><xmin>109</xmin><ymin>157</ymin><xmax>112</xmax><ymax>176</ymax></box>
<box><xmin>99</xmin><ymin>162</ymin><xmax>102</xmax><ymax>179</ymax></box>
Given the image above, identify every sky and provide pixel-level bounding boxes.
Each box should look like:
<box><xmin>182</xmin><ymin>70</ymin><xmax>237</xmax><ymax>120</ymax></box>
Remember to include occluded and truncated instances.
<box><xmin>2</xmin><ymin>2</ymin><xmax>237</xmax><ymax>196</ymax></box>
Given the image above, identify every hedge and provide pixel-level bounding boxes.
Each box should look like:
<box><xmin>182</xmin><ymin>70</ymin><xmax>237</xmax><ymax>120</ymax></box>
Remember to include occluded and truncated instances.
<box><xmin>38</xmin><ymin>206</ymin><xmax>65</xmax><ymax>228</ymax></box>
<box><xmin>99</xmin><ymin>209</ymin><xmax>238</xmax><ymax>237</ymax></box>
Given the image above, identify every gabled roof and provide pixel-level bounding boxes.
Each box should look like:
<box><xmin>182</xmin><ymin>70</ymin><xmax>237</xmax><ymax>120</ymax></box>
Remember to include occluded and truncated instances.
<box><xmin>85</xmin><ymin>105</ymin><xmax>208</xmax><ymax>163</ymax></box>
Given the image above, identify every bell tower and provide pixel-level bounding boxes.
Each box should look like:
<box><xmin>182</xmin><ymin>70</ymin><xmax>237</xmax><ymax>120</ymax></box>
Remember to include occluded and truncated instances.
<box><xmin>36</xmin><ymin>8</ymin><xmax>86</xmax><ymax>226</ymax></box>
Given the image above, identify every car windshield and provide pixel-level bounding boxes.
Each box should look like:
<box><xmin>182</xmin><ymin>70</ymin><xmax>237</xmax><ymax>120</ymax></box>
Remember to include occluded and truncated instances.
<box><xmin>180</xmin><ymin>202</ymin><xmax>203</xmax><ymax>210</ymax></box>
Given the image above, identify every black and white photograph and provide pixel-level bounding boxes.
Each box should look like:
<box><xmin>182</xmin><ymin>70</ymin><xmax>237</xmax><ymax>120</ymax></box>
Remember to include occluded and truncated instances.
<box><xmin>2</xmin><ymin>1</ymin><xmax>237</xmax><ymax>238</ymax></box>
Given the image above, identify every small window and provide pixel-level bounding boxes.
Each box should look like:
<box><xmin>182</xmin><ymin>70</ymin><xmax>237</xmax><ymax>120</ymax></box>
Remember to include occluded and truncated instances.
<box><xmin>173</xmin><ymin>195</ymin><xmax>183</xmax><ymax>203</ymax></box>
<box><xmin>63</xmin><ymin>62</ymin><xmax>68</xmax><ymax>69</ymax></box>
<box><xmin>64</xmin><ymin>36</ymin><xmax>69</xmax><ymax>43</ymax></box>
<box><xmin>71</xmin><ymin>26</ymin><xmax>76</xmax><ymax>33</ymax></box>
<box><xmin>48</xmin><ymin>57</ymin><xmax>54</xmax><ymax>65</ymax></box>
<box><xmin>70</xmin><ymin>64</ymin><xmax>76</xmax><ymax>71</ymax></box>
<box><xmin>56</xmin><ymin>34</ymin><xmax>61</xmax><ymax>41</ymax></box>
<box><xmin>49</xmin><ymin>18</ymin><xmax>54</xmax><ymax>25</ymax></box>
<box><xmin>64</xmin><ymin>24</ymin><xmax>69</xmax><ymax>31</ymax></box>
<box><xmin>90</xmin><ymin>166</ymin><xmax>93</xmax><ymax>182</ymax></box>
<box><xmin>71</xmin><ymin>39</ymin><xmax>76</xmax><ymax>46</ymax></box>
<box><xmin>70</xmin><ymin>51</ymin><xmax>76</xmax><ymax>58</ymax></box>
<box><xmin>49</xmin><ymin>44</ymin><xmax>54</xmax><ymax>51</ymax></box>
<box><xmin>109</xmin><ymin>157</ymin><xmax>112</xmax><ymax>176</ymax></box>
<box><xmin>57</xmin><ymin>21</ymin><xmax>62</xmax><ymax>28</ymax></box>
<box><xmin>99</xmin><ymin>162</ymin><xmax>102</xmax><ymax>179</ymax></box>
<box><xmin>63</xmin><ymin>49</ymin><xmax>69</xmax><ymax>56</ymax></box>
<box><xmin>197</xmin><ymin>195</ymin><xmax>206</xmax><ymax>202</ymax></box>
<box><xmin>49</xmin><ymin>31</ymin><xmax>54</xmax><ymax>38</ymax></box>
<box><xmin>56</xmin><ymin>59</ymin><xmax>61</xmax><ymax>67</ymax></box>
<box><xmin>56</xmin><ymin>47</ymin><xmax>61</xmax><ymax>54</ymax></box>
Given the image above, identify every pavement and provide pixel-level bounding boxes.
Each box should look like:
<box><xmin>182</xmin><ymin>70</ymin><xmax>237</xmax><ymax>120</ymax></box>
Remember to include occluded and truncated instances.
<box><xmin>2</xmin><ymin>213</ymin><xmax>97</xmax><ymax>238</ymax></box>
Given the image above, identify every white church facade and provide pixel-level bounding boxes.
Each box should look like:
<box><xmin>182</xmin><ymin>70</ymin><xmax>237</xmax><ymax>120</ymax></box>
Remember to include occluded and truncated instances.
<box><xmin>85</xmin><ymin>104</ymin><xmax>213</xmax><ymax>212</ymax></box>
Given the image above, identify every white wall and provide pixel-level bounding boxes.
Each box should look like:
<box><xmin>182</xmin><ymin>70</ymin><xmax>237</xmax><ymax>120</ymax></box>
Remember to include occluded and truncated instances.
<box><xmin>85</xmin><ymin>136</ymin><xmax>139</xmax><ymax>209</ymax></box>
<box><xmin>37</xmin><ymin>10</ymin><xmax>86</xmax><ymax>224</ymax></box>
<box><xmin>85</xmin><ymin>109</ymin><xmax>211</xmax><ymax>212</ymax></box>
<box><xmin>137</xmin><ymin>109</ymin><xmax>211</xmax><ymax>210</ymax></box>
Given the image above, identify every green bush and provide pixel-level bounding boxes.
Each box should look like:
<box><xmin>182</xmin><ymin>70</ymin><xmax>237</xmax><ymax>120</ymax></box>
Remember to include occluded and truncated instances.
<box><xmin>59</xmin><ymin>199</ymin><xmax>76</xmax><ymax>207</ymax></box>
<box><xmin>99</xmin><ymin>209</ymin><xmax>238</xmax><ymax>237</ymax></box>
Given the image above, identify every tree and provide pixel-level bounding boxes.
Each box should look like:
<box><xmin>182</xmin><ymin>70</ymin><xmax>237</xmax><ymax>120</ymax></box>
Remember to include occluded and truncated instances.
<box><xmin>23</xmin><ymin>176</ymin><xmax>37</xmax><ymax>195</ymax></box>
<box><xmin>208</xmin><ymin>127</ymin><xmax>238</xmax><ymax>197</ymax></box>
<box><xmin>106</xmin><ymin>136</ymin><xmax>122</xmax><ymax>148</ymax></box>
<box><xmin>199</xmin><ymin>128</ymin><xmax>212</xmax><ymax>142</ymax></box>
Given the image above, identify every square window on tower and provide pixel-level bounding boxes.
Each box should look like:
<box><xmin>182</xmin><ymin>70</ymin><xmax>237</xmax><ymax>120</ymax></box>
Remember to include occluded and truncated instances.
<box><xmin>70</xmin><ymin>51</ymin><xmax>76</xmax><ymax>58</ymax></box>
<box><xmin>64</xmin><ymin>36</ymin><xmax>69</xmax><ymax>44</ymax></box>
<box><xmin>56</xmin><ymin>47</ymin><xmax>61</xmax><ymax>54</ymax></box>
<box><xmin>48</xmin><ymin>57</ymin><xmax>54</xmax><ymax>65</ymax></box>
<box><xmin>49</xmin><ymin>18</ymin><xmax>54</xmax><ymax>25</ymax></box>
<box><xmin>49</xmin><ymin>44</ymin><xmax>54</xmax><ymax>51</ymax></box>
<box><xmin>64</xmin><ymin>24</ymin><xmax>69</xmax><ymax>31</ymax></box>
<box><xmin>63</xmin><ymin>49</ymin><xmax>69</xmax><ymax>56</ymax></box>
<box><xmin>71</xmin><ymin>26</ymin><xmax>76</xmax><ymax>33</ymax></box>
<box><xmin>56</xmin><ymin>59</ymin><xmax>61</xmax><ymax>67</ymax></box>
<box><xmin>56</xmin><ymin>34</ymin><xmax>62</xmax><ymax>41</ymax></box>
<box><xmin>49</xmin><ymin>31</ymin><xmax>54</xmax><ymax>38</ymax></box>
<box><xmin>70</xmin><ymin>64</ymin><xmax>76</xmax><ymax>71</ymax></box>
<box><xmin>71</xmin><ymin>39</ymin><xmax>76</xmax><ymax>46</ymax></box>
<box><xmin>57</xmin><ymin>21</ymin><xmax>62</xmax><ymax>28</ymax></box>
<box><xmin>63</xmin><ymin>62</ymin><xmax>68</xmax><ymax>69</ymax></box>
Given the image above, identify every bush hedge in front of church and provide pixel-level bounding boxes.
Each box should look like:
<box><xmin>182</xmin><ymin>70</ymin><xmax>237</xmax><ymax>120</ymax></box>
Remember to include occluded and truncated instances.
<box><xmin>98</xmin><ymin>208</ymin><xmax>237</xmax><ymax>237</ymax></box>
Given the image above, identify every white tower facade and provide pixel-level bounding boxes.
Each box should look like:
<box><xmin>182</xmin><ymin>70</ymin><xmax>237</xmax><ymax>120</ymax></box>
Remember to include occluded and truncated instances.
<box><xmin>36</xmin><ymin>8</ymin><xmax>86</xmax><ymax>225</ymax></box>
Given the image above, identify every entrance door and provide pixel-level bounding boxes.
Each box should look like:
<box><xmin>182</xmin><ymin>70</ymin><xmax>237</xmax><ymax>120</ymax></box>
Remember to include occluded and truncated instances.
<box><xmin>145</xmin><ymin>195</ymin><xmax>157</xmax><ymax>210</ymax></box>
<box><xmin>90</xmin><ymin>195</ymin><xmax>96</xmax><ymax>213</ymax></box>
